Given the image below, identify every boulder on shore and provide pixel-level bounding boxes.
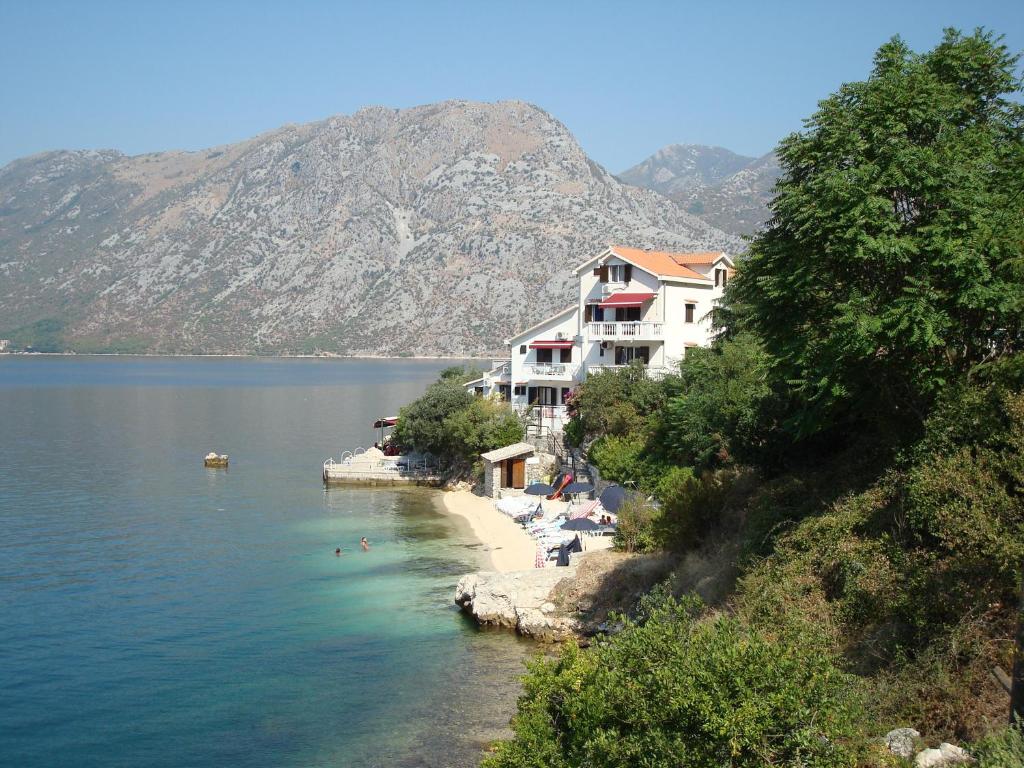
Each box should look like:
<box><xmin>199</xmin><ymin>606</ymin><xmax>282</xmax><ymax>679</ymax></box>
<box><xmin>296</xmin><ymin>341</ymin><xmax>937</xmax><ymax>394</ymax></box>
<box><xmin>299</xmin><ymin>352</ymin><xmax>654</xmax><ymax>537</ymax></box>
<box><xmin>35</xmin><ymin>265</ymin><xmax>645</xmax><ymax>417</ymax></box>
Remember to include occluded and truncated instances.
<box><xmin>455</xmin><ymin>568</ymin><xmax>577</xmax><ymax>641</ymax></box>
<box><xmin>885</xmin><ymin>728</ymin><xmax>920</xmax><ymax>759</ymax></box>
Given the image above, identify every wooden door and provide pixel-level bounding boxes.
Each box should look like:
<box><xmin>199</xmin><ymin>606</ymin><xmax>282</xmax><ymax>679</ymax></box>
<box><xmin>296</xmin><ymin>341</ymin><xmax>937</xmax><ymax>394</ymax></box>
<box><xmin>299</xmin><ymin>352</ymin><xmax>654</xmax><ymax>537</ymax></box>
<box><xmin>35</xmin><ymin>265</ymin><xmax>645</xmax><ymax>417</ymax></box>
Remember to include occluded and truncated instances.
<box><xmin>511</xmin><ymin>458</ymin><xmax>526</xmax><ymax>489</ymax></box>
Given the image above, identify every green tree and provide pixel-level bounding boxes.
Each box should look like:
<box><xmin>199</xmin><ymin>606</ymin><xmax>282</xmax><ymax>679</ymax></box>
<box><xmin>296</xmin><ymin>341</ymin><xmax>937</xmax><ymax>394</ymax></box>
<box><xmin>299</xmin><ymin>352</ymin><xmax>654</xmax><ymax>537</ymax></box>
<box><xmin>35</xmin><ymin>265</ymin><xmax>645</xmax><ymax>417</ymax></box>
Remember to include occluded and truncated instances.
<box><xmin>655</xmin><ymin>334</ymin><xmax>781</xmax><ymax>471</ymax></box>
<box><xmin>444</xmin><ymin>396</ymin><xmax>525</xmax><ymax>462</ymax></box>
<box><xmin>730</xmin><ymin>29</ymin><xmax>1024</xmax><ymax>439</ymax></box>
<box><xmin>565</xmin><ymin>362</ymin><xmax>675</xmax><ymax>448</ymax></box>
<box><xmin>393</xmin><ymin>379</ymin><xmax>474</xmax><ymax>456</ymax></box>
<box><xmin>484</xmin><ymin>596</ymin><xmax>863</xmax><ymax>768</ymax></box>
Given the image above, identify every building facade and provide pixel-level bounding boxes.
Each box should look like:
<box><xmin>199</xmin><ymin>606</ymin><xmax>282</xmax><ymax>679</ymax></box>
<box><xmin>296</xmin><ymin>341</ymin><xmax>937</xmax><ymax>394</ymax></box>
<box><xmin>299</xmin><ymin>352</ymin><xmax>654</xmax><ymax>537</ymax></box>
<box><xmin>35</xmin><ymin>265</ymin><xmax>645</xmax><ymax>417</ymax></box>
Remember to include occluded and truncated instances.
<box><xmin>466</xmin><ymin>245</ymin><xmax>733</xmax><ymax>431</ymax></box>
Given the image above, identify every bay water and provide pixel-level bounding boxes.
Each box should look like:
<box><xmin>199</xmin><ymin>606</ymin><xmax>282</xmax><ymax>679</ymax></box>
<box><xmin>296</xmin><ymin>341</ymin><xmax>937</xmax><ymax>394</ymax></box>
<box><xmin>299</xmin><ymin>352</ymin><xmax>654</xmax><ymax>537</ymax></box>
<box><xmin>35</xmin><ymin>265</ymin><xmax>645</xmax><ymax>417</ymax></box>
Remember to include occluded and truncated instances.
<box><xmin>0</xmin><ymin>356</ymin><xmax>530</xmax><ymax>768</ymax></box>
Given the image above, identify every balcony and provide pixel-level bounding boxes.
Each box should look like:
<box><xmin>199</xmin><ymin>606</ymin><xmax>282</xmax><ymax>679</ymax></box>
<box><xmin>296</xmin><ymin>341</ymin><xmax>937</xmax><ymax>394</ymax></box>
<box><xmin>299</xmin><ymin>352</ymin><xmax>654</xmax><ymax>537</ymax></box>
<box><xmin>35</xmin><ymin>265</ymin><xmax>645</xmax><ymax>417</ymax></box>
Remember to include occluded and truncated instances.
<box><xmin>524</xmin><ymin>363</ymin><xmax>580</xmax><ymax>380</ymax></box>
<box><xmin>586</xmin><ymin>364</ymin><xmax>670</xmax><ymax>380</ymax></box>
<box><xmin>587</xmin><ymin>321</ymin><xmax>664</xmax><ymax>341</ymax></box>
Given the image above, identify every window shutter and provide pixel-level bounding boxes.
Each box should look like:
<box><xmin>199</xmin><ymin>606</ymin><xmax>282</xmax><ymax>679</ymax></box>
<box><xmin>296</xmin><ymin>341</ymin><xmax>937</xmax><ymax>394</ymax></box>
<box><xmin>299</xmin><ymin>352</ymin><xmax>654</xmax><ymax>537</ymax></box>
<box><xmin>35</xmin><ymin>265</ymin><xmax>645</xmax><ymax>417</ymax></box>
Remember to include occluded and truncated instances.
<box><xmin>528</xmin><ymin>386</ymin><xmax>537</xmax><ymax>404</ymax></box>
<box><xmin>560</xmin><ymin>347</ymin><xmax>572</xmax><ymax>363</ymax></box>
<box><xmin>598</xmin><ymin>265</ymin><xmax>609</xmax><ymax>283</ymax></box>
<box><xmin>624</xmin><ymin>264</ymin><xmax>632</xmax><ymax>283</ymax></box>
<box><xmin>639</xmin><ymin>346</ymin><xmax>650</xmax><ymax>363</ymax></box>
<box><xmin>584</xmin><ymin>304</ymin><xmax>592</xmax><ymax>323</ymax></box>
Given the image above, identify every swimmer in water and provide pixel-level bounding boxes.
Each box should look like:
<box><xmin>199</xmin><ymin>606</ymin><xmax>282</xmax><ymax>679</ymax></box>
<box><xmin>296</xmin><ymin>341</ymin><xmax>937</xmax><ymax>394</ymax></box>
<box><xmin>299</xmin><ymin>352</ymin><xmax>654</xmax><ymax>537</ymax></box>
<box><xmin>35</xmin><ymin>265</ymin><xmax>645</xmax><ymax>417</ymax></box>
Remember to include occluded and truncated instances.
<box><xmin>335</xmin><ymin>547</ymin><xmax>342</xmax><ymax>556</ymax></box>
<box><xmin>360</xmin><ymin>537</ymin><xmax>369</xmax><ymax>551</ymax></box>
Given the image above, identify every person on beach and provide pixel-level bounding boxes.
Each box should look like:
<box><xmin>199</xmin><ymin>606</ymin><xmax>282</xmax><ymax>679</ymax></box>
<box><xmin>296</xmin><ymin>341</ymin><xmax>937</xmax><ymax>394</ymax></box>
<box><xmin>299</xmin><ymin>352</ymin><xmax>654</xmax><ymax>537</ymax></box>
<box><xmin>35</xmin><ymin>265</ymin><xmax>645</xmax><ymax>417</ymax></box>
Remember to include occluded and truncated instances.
<box><xmin>360</xmin><ymin>537</ymin><xmax>369</xmax><ymax>551</ymax></box>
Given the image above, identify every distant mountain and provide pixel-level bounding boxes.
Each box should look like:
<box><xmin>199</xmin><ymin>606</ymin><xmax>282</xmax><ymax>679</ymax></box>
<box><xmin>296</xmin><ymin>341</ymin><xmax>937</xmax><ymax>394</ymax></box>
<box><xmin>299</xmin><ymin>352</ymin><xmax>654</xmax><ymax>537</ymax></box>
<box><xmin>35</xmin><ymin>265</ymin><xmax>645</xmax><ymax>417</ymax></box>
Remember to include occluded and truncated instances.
<box><xmin>618</xmin><ymin>144</ymin><xmax>755</xmax><ymax>199</ymax></box>
<box><xmin>618</xmin><ymin>145</ymin><xmax>782</xmax><ymax>237</ymax></box>
<box><xmin>0</xmin><ymin>101</ymin><xmax>741</xmax><ymax>356</ymax></box>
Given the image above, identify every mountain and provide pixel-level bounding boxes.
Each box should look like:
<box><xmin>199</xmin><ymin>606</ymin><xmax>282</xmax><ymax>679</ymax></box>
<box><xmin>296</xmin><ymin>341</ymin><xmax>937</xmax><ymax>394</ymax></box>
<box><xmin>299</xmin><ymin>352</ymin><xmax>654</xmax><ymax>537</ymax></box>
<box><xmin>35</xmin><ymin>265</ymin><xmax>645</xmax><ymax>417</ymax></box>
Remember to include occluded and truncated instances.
<box><xmin>618</xmin><ymin>144</ymin><xmax>755</xmax><ymax>198</ymax></box>
<box><xmin>618</xmin><ymin>145</ymin><xmax>782</xmax><ymax>237</ymax></box>
<box><xmin>0</xmin><ymin>101</ymin><xmax>740</xmax><ymax>356</ymax></box>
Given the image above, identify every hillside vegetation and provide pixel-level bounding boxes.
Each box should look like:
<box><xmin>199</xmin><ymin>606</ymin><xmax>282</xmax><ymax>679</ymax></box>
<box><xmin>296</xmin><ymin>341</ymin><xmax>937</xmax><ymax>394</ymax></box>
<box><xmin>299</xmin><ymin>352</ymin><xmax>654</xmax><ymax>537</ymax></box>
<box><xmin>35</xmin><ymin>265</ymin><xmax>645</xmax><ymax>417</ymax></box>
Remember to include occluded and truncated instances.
<box><xmin>486</xmin><ymin>29</ymin><xmax>1024</xmax><ymax>767</ymax></box>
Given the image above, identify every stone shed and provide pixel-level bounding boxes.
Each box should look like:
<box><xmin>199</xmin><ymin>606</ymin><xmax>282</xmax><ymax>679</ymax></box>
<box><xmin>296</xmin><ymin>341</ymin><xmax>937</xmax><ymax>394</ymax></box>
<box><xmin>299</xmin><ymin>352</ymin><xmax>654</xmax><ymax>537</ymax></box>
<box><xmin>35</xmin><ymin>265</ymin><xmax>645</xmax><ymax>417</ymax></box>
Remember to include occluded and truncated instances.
<box><xmin>480</xmin><ymin>442</ymin><xmax>543</xmax><ymax>498</ymax></box>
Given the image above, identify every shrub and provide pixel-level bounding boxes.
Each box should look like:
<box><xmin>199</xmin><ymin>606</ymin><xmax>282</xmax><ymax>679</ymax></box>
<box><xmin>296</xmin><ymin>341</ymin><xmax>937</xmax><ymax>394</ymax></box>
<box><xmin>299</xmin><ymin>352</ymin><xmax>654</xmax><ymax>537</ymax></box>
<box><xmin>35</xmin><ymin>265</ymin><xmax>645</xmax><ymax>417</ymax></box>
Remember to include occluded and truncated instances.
<box><xmin>394</xmin><ymin>379</ymin><xmax>474</xmax><ymax>456</ymax></box>
<box><xmin>484</xmin><ymin>595</ymin><xmax>864</xmax><ymax>768</ymax></box>
<box><xmin>974</xmin><ymin>723</ymin><xmax>1024</xmax><ymax>767</ymax></box>
<box><xmin>588</xmin><ymin>434</ymin><xmax>666</xmax><ymax>493</ymax></box>
<box><xmin>444</xmin><ymin>396</ymin><xmax>524</xmax><ymax>462</ymax></box>
<box><xmin>613</xmin><ymin>497</ymin><xmax>661</xmax><ymax>553</ymax></box>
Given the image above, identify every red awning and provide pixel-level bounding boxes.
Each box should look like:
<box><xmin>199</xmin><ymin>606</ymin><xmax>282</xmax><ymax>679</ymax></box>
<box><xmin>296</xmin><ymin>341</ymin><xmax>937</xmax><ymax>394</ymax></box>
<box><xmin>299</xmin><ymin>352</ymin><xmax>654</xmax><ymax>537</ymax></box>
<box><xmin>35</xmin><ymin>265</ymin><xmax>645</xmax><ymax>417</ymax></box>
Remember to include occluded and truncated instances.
<box><xmin>529</xmin><ymin>340</ymin><xmax>573</xmax><ymax>349</ymax></box>
<box><xmin>372</xmin><ymin>417</ymin><xmax>399</xmax><ymax>428</ymax></box>
<box><xmin>599</xmin><ymin>292</ymin><xmax>656</xmax><ymax>308</ymax></box>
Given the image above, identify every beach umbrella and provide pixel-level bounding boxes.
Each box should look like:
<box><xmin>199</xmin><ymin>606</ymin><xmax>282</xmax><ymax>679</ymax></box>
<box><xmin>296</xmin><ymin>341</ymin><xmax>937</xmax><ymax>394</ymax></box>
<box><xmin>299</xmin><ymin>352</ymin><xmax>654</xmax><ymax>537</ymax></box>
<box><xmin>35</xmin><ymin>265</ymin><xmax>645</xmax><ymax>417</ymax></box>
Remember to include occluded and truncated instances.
<box><xmin>524</xmin><ymin>482</ymin><xmax>555</xmax><ymax>496</ymax></box>
<box><xmin>599</xmin><ymin>484</ymin><xmax>628</xmax><ymax>513</ymax></box>
<box><xmin>567</xmin><ymin>535</ymin><xmax>583</xmax><ymax>553</ymax></box>
<box><xmin>563</xmin><ymin>481</ymin><xmax>594</xmax><ymax>495</ymax></box>
<box><xmin>561</xmin><ymin>517</ymin><xmax>599</xmax><ymax>531</ymax></box>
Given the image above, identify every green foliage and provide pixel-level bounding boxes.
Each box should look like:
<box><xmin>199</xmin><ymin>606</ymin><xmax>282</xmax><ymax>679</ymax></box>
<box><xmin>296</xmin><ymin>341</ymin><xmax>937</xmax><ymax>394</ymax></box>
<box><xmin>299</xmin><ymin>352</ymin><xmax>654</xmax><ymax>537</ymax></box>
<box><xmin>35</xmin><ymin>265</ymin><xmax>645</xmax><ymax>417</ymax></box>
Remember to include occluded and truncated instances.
<box><xmin>587</xmin><ymin>434</ymin><xmax>666</xmax><ymax>493</ymax></box>
<box><xmin>4</xmin><ymin>317</ymin><xmax>66</xmax><ymax>352</ymax></box>
<box><xmin>393</xmin><ymin>378</ymin><xmax>474</xmax><ymax>456</ymax></box>
<box><xmin>612</xmin><ymin>497</ymin><xmax>661</xmax><ymax>553</ymax></box>
<box><xmin>395</xmin><ymin>370</ymin><xmax>522</xmax><ymax>465</ymax></box>
<box><xmin>730</xmin><ymin>29</ymin><xmax>1024</xmax><ymax>439</ymax></box>
<box><xmin>565</xmin><ymin>363</ymin><xmax>675</xmax><ymax>447</ymax></box>
<box><xmin>974</xmin><ymin>723</ymin><xmax>1024</xmax><ymax>767</ymax></box>
<box><xmin>484</xmin><ymin>595</ymin><xmax>864</xmax><ymax>768</ymax></box>
<box><xmin>438</xmin><ymin>364</ymin><xmax>483</xmax><ymax>384</ymax></box>
<box><xmin>444</xmin><ymin>396</ymin><xmax>525</xmax><ymax>462</ymax></box>
<box><xmin>656</xmin><ymin>334</ymin><xmax>781</xmax><ymax>470</ymax></box>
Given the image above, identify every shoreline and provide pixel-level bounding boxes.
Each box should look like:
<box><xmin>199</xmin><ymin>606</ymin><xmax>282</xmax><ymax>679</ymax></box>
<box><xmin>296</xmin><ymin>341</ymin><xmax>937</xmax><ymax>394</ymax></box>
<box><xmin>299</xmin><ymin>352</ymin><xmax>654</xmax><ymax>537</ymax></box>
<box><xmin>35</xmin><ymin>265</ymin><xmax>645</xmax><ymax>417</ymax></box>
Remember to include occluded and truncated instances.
<box><xmin>436</xmin><ymin>489</ymin><xmax>537</xmax><ymax>573</ymax></box>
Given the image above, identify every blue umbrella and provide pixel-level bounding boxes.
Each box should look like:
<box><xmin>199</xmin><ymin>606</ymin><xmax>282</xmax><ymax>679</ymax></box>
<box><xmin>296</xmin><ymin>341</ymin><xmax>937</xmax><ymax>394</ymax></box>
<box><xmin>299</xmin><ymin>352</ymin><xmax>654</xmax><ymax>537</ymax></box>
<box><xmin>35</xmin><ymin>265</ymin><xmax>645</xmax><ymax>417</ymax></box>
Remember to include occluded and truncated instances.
<box><xmin>561</xmin><ymin>517</ymin><xmax>599</xmax><ymax>531</ymax></box>
<box><xmin>599</xmin><ymin>484</ymin><xmax>628</xmax><ymax>513</ymax></box>
<box><xmin>524</xmin><ymin>482</ymin><xmax>555</xmax><ymax>496</ymax></box>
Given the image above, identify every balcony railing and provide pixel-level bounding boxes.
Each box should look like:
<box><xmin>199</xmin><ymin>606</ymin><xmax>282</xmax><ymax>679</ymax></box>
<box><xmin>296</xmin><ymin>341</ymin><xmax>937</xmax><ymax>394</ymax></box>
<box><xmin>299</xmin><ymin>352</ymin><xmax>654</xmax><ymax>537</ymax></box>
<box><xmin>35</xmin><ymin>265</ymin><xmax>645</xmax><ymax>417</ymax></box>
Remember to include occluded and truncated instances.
<box><xmin>524</xmin><ymin>363</ymin><xmax>580</xmax><ymax>379</ymax></box>
<box><xmin>587</xmin><ymin>321</ymin><xmax>664</xmax><ymax>340</ymax></box>
<box><xmin>586</xmin><ymin>364</ymin><xmax>669</xmax><ymax>379</ymax></box>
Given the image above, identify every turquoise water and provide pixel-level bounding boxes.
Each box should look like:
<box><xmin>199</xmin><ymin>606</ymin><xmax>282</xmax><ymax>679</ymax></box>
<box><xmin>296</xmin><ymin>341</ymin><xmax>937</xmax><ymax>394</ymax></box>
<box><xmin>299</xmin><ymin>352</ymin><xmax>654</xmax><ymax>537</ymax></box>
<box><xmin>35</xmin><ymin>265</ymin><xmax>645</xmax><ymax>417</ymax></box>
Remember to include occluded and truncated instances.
<box><xmin>0</xmin><ymin>356</ymin><xmax>530</xmax><ymax>768</ymax></box>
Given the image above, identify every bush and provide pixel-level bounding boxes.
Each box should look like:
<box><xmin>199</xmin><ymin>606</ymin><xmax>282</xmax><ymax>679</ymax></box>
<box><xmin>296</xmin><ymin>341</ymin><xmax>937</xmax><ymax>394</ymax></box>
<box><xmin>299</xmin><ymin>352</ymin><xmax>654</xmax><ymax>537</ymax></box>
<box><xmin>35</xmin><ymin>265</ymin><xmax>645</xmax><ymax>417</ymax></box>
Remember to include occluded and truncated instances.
<box><xmin>393</xmin><ymin>379</ymin><xmax>474</xmax><ymax>456</ymax></box>
<box><xmin>444</xmin><ymin>396</ymin><xmax>525</xmax><ymax>462</ymax></box>
<box><xmin>613</xmin><ymin>497</ymin><xmax>661</xmax><ymax>553</ymax></box>
<box><xmin>588</xmin><ymin>434</ymin><xmax>666</xmax><ymax>493</ymax></box>
<box><xmin>483</xmin><ymin>595</ymin><xmax>864</xmax><ymax>768</ymax></box>
<box><xmin>974</xmin><ymin>723</ymin><xmax>1024</xmax><ymax>767</ymax></box>
<box><xmin>565</xmin><ymin>363</ymin><xmax>676</xmax><ymax>447</ymax></box>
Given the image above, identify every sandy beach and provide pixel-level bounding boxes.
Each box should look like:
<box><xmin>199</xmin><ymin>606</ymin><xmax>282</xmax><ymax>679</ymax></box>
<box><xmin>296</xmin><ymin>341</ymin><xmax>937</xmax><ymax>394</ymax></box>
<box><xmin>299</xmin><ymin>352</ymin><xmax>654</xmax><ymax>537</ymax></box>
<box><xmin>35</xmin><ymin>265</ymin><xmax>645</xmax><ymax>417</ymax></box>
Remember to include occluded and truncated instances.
<box><xmin>438</xmin><ymin>489</ymin><xmax>613</xmax><ymax>572</ymax></box>
<box><xmin>439</xmin><ymin>490</ymin><xmax>537</xmax><ymax>571</ymax></box>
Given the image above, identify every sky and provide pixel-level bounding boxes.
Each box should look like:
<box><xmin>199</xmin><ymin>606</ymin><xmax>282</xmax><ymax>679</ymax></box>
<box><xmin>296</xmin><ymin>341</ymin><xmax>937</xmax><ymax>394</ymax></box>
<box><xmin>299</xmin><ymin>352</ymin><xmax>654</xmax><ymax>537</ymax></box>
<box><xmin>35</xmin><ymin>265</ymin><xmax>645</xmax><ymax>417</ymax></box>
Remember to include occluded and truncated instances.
<box><xmin>1</xmin><ymin>0</ymin><xmax>1021</xmax><ymax>172</ymax></box>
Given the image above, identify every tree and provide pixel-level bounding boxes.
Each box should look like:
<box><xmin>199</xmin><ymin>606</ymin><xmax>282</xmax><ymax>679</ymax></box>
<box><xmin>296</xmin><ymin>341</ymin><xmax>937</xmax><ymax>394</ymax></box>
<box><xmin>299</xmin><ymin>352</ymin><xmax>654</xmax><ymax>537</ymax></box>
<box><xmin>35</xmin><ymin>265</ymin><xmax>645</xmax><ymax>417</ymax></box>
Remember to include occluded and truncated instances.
<box><xmin>730</xmin><ymin>29</ymin><xmax>1024</xmax><ymax>439</ymax></box>
<box><xmin>444</xmin><ymin>396</ymin><xmax>525</xmax><ymax>461</ymax></box>
<box><xmin>393</xmin><ymin>379</ymin><xmax>474</xmax><ymax>456</ymax></box>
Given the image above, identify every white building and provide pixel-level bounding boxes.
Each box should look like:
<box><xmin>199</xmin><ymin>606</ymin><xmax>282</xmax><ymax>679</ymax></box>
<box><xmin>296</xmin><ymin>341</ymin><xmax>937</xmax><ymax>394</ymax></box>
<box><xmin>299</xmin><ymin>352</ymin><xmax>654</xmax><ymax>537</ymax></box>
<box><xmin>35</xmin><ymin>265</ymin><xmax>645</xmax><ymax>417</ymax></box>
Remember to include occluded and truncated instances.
<box><xmin>466</xmin><ymin>245</ymin><xmax>734</xmax><ymax>431</ymax></box>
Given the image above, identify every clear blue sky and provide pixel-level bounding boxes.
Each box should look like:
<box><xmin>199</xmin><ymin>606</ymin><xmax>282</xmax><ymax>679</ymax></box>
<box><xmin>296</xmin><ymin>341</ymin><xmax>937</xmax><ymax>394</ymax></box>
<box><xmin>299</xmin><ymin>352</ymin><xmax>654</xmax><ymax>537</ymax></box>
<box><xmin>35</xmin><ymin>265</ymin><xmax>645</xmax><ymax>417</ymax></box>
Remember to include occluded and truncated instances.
<box><xmin>1</xmin><ymin>0</ymin><xmax>1021</xmax><ymax>172</ymax></box>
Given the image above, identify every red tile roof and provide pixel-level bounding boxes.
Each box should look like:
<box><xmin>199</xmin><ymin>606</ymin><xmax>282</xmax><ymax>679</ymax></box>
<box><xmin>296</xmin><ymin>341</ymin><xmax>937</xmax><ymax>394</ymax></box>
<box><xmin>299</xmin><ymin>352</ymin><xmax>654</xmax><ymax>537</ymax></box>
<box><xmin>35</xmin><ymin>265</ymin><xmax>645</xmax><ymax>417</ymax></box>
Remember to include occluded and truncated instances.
<box><xmin>609</xmin><ymin>246</ymin><xmax>722</xmax><ymax>280</ymax></box>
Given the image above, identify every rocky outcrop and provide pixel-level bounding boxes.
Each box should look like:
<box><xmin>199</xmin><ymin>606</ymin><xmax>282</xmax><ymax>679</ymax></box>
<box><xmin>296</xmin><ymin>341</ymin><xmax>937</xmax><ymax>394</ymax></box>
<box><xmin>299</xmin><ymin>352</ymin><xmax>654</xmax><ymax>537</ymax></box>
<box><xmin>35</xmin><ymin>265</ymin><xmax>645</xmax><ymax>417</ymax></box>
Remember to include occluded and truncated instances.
<box><xmin>455</xmin><ymin>567</ymin><xmax>578</xmax><ymax>642</ymax></box>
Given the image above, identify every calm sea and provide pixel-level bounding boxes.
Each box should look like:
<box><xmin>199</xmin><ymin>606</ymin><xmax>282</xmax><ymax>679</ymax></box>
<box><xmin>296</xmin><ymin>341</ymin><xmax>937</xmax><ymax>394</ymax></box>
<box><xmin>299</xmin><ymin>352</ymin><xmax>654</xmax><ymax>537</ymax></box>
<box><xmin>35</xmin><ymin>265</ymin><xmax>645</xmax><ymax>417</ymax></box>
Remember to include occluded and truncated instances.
<box><xmin>0</xmin><ymin>356</ymin><xmax>530</xmax><ymax>768</ymax></box>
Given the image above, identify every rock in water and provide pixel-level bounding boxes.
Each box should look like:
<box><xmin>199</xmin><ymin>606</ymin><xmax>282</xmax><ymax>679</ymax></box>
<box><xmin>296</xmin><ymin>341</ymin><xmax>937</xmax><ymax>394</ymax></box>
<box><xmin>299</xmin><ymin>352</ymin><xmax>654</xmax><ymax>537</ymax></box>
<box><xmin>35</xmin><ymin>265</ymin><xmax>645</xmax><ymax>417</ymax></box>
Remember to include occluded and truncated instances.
<box><xmin>886</xmin><ymin>728</ymin><xmax>920</xmax><ymax>759</ymax></box>
<box><xmin>454</xmin><ymin>568</ymin><xmax>577</xmax><ymax>641</ymax></box>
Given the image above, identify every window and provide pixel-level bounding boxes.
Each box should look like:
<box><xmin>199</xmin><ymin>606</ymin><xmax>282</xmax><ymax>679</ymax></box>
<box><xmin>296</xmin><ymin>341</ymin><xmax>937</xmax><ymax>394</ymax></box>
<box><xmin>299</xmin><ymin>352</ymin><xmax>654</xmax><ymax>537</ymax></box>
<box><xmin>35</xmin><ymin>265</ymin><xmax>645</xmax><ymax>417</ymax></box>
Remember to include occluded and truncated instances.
<box><xmin>715</xmin><ymin>268</ymin><xmax>728</xmax><ymax>287</ymax></box>
<box><xmin>536</xmin><ymin>348</ymin><xmax>553</xmax><ymax>364</ymax></box>
<box><xmin>560</xmin><ymin>387</ymin><xmax>571</xmax><ymax>403</ymax></box>
<box><xmin>608</xmin><ymin>264</ymin><xmax>625</xmax><ymax>283</ymax></box>
<box><xmin>559</xmin><ymin>347</ymin><xmax>572</xmax><ymax>363</ymax></box>
<box><xmin>615</xmin><ymin>306</ymin><xmax>641</xmax><ymax>322</ymax></box>
<box><xmin>585</xmin><ymin>304</ymin><xmax>605</xmax><ymax>323</ymax></box>
<box><xmin>615</xmin><ymin>346</ymin><xmax>650</xmax><ymax>365</ymax></box>
<box><xmin>514</xmin><ymin>385</ymin><xmax>526</xmax><ymax>396</ymax></box>
<box><xmin>519</xmin><ymin>344</ymin><xmax>527</xmax><ymax>354</ymax></box>
<box><xmin>685</xmin><ymin>303</ymin><xmax>695</xmax><ymax>323</ymax></box>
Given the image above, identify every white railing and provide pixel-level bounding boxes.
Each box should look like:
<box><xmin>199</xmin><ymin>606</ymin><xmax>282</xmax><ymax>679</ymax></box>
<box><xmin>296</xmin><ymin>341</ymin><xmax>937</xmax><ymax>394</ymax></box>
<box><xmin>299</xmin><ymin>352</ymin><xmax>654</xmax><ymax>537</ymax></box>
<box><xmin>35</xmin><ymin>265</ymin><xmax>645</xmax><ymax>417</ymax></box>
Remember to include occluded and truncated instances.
<box><xmin>586</xmin><ymin>364</ymin><xmax>669</xmax><ymax>379</ymax></box>
<box><xmin>587</xmin><ymin>321</ymin><xmax>664</xmax><ymax>340</ymax></box>
<box><xmin>525</xmin><ymin>363</ymin><xmax>579</xmax><ymax>378</ymax></box>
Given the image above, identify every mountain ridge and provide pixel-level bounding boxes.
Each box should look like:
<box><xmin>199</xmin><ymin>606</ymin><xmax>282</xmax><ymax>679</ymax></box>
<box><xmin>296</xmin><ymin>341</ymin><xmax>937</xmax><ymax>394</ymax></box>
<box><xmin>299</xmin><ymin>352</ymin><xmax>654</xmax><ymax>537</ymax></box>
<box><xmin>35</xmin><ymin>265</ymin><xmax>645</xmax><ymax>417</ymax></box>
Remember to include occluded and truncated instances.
<box><xmin>0</xmin><ymin>100</ymin><xmax>741</xmax><ymax>355</ymax></box>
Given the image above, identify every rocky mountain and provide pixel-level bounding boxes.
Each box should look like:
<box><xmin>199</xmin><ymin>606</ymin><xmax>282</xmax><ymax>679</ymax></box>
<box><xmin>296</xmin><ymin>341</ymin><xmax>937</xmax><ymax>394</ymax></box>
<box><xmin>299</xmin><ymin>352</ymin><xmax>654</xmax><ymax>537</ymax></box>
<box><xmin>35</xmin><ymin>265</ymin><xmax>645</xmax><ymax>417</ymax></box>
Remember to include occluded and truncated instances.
<box><xmin>618</xmin><ymin>145</ymin><xmax>782</xmax><ymax>237</ymax></box>
<box><xmin>0</xmin><ymin>101</ymin><xmax>740</xmax><ymax>356</ymax></box>
<box><xmin>618</xmin><ymin>144</ymin><xmax>755</xmax><ymax>199</ymax></box>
